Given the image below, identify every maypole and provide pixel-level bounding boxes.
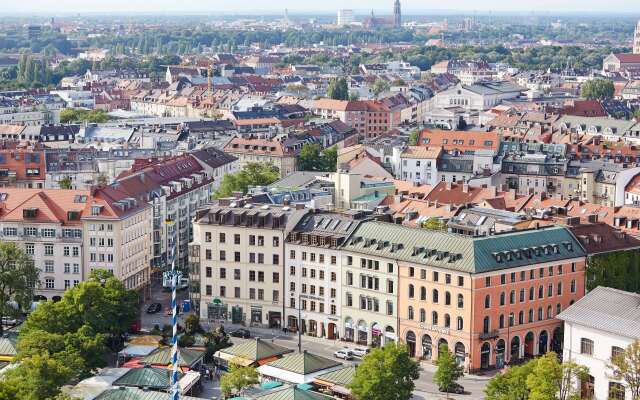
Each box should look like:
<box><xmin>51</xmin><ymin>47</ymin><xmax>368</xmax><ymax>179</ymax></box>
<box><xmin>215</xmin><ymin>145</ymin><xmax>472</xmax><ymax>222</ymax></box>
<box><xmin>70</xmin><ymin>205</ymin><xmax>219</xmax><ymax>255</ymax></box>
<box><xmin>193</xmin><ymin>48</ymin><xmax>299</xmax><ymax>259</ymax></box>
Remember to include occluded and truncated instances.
<box><xmin>167</xmin><ymin>217</ymin><xmax>179</xmax><ymax>400</ymax></box>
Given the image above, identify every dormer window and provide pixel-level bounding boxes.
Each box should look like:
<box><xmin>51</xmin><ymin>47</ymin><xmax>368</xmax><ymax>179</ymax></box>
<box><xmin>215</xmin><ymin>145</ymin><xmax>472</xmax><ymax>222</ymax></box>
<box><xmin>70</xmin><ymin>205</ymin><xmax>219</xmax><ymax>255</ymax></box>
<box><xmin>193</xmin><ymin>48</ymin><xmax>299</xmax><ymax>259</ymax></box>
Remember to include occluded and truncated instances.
<box><xmin>23</xmin><ymin>208</ymin><xmax>38</xmax><ymax>218</ymax></box>
<box><xmin>67</xmin><ymin>211</ymin><xmax>81</xmax><ymax>221</ymax></box>
<box><xmin>91</xmin><ymin>205</ymin><xmax>103</xmax><ymax>216</ymax></box>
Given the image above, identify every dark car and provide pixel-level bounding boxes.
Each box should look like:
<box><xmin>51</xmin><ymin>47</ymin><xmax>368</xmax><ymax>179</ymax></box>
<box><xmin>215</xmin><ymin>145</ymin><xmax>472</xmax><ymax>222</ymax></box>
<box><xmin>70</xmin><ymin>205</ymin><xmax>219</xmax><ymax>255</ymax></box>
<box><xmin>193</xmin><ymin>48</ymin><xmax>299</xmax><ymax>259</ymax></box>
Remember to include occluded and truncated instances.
<box><xmin>230</xmin><ymin>328</ymin><xmax>251</xmax><ymax>339</ymax></box>
<box><xmin>146</xmin><ymin>303</ymin><xmax>162</xmax><ymax>314</ymax></box>
<box><xmin>439</xmin><ymin>382</ymin><xmax>464</xmax><ymax>394</ymax></box>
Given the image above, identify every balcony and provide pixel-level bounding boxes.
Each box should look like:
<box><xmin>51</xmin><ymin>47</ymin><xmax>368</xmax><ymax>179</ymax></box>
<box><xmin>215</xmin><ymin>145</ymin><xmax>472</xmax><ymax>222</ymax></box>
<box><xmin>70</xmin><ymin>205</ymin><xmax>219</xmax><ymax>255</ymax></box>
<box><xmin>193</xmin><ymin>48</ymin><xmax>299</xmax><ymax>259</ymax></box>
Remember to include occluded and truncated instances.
<box><xmin>479</xmin><ymin>330</ymin><xmax>500</xmax><ymax>340</ymax></box>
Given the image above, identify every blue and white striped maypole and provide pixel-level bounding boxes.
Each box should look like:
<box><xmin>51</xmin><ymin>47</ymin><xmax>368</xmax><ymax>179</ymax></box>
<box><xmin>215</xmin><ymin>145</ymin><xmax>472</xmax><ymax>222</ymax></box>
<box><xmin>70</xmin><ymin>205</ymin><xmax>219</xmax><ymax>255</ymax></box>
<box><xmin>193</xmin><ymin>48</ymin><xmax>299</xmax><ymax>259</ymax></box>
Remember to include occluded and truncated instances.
<box><xmin>167</xmin><ymin>218</ymin><xmax>180</xmax><ymax>400</ymax></box>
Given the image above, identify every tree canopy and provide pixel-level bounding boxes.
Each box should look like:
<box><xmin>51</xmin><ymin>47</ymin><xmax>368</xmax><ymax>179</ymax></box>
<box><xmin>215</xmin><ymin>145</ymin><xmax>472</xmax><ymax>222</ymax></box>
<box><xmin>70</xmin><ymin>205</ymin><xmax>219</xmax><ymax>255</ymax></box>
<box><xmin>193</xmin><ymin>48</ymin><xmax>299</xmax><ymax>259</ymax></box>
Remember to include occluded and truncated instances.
<box><xmin>371</xmin><ymin>78</ymin><xmax>391</xmax><ymax>98</ymax></box>
<box><xmin>60</xmin><ymin>108</ymin><xmax>112</xmax><ymax>124</ymax></box>
<box><xmin>609</xmin><ymin>340</ymin><xmax>640</xmax><ymax>400</ymax></box>
<box><xmin>214</xmin><ymin>162</ymin><xmax>280</xmax><ymax>198</ymax></box>
<box><xmin>349</xmin><ymin>343</ymin><xmax>420</xmax><ymax>400</ymax></box>
<box><xmin>220</xmin><ymin>362</ymin><xmax>259</xmax><ymax>398</ymax></box>
<box><xmin>0</xmin><ymin>242</ymin><xmax>39</xmax><ymax>334</ymax></box>
<box><xmin>327</xmin><ymin>77</ymin><xmax>349</xmax><ymax>100</ymax></box>
<box><xmin>297</xmin><ymin>143</ymin><xmax>337</xmax><ymax>172</ymax></box>
<box><xmin>581</xmin><ymin>78</ymin><xmax>615</xmax><ymax>100</ymax></box>
<box><xmin>433</xmin><ymin>344</ymin><xmax>464</xmax><ymax>396</ymax></box>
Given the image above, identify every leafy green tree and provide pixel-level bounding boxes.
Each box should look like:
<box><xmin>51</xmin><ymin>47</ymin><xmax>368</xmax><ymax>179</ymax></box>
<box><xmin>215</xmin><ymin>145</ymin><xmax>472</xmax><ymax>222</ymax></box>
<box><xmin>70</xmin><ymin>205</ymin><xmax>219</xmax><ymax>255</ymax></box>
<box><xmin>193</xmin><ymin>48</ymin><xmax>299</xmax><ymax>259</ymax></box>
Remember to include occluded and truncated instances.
<box><xmin>422</xmin><ymin>218</ymin><xmax>445</xmax><ymax>231</ymax></box>
<box><xmin>371</xmin><ymin>78</ymin><xmax>391</xmax><ymax>98</ymax></box>
<box><xmin>526</xmin><ymin>352</ymin><xmax>588</xmax><ymax>400</ymax></box>
<box><xmin>0</xmin><ymin>242</ymin><xmax>39</xmax><ymax>334</ymax></box>
<box><xmin>349</xmin><ymin>343</ymin><xmax>420</xmax><ymax>400</ymax></box>
<box><xmin>327</xmin><ymin>77</ymin><xmax>349</xmax><ymax>100</ymax></box>
<box><xmin>58</xmin><ymin>176</ymin><xmax>72</xmax><ymax>189</ymax></box>
<box><xmin>587</xmin><ymin>250</ymin><xmax>640</xmax><ymax>294</ymax></box>
<box><xmin>349</xmin><ymin>91</ymin><xmax>360</xmax><ymax>101</ymax></box>
<box><xmin>433</xmin><ymin>344</ymin><xmax>464</xmax><ymax>398</ymax></box>
<box><xmin>609</xmin><ymin>340</ymin><xmax>640</xmax><ymax>400</ymax></box>
<box><xmin>204</xmin><ymin>326</ymin><xmax>231</xmax><ymax>363</ymax></box>
<box><xmin>298</xmin><ymin>144</ymin><xmax>338</xmax><ymax>172</ymax></box>
<box><xmin>321</xmin><ymin>146</ymin><xmax>338</xmax><ymax>172</ymax></box>
<box><xmin>184</xmin><ymin>314</ymin><xmax>202</xmax><ymax>335</ymax></box>
<box><xmin>408</xmin><ymin>130</ymin><xmax>419</xmax><ymax>145</ymax></box>
<box><xmin>220</xmin><ymin>363</ymin><xmax>259</xmax><ymax>398</ymax></box>
<box><xmin>581</xmin><ymin>78</ymin><xmax>615</xmax><ymax>100</ymax></box>
<box><xmin>60</xmin><ymin>108</ymin><xmax>111</xmax><ymax>124</ymax></box>
<box><xmin>0</xmin><ymin>353</ymin><xmax>78</xmax><ymax>400</ymax></box>
<box><xmin>485</xmin><ymin>360</ymin><xmax>535</xmax><ymax>400</ymax></box>
<box><xmin>214</xmin><ymin>162</ymin><xmax>280</xmax><ymax>198</ymax></box>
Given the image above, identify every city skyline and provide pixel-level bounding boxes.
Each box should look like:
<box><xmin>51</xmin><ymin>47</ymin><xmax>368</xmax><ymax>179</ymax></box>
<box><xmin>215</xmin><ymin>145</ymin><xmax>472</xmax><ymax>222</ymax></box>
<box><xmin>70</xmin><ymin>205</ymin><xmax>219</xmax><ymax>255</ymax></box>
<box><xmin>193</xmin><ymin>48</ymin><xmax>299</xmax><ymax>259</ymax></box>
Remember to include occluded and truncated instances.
<box><xmin>3</xmin><ymin>0</ymin><xmax>640</xmax><ymax>14</ymax></box>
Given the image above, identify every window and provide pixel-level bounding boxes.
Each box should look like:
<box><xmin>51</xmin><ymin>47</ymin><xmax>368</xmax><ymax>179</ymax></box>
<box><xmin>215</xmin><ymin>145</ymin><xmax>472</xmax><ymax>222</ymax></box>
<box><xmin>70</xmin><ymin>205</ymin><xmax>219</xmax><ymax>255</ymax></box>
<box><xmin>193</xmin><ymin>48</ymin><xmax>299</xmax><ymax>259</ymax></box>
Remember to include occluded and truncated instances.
<box><xmin>433</xmin><ymin>271</ymin><xmax>439</xmax><ymax>282</ymax></box>
<box><xmin>445</xmin><ymin>274</ymin><xmax>451</xmax><ymax>284</ymax></box>
<box><xmin>234</xmin><ymin>287</ymin><xmax>240</xmax><ymax>298</ymax></box>
<box><xmin>272</xmin><ymin>254</ymin><xmax>279</xmax><ymax>265</ymax></box>
<box><xmin>206</xmin><ymin>285</ymin><xmax>212</xmax><ymax>296</ymax></box>
<box><xmin>457</xmin><ymin>317</ymin><xmax>463</xmax><ymax>330</ymax></box>
<box><xmin>458</xmin><ymin>276</ymin><xmax>464</xmax><ymax>286</ymax></box>
<box><xmin>444</xmin><ymin>314</ymin><xmax>451</xmax><ymax>328</ymax></box>
<box><xmin>408</xmin><ymin>284</ymin><xmax>415</xmax><ymax>298</ymax></box>
<box><xmin>457</xmin><ymin>294</ymin><xmax>464</xmax><ymax>308</ymax></box>
<box><xmin>548</xmin><ymin>283</ymin><xmax>553</xmax><ymax>297</ymax></box>
<box><xmin>273</xmin><ymin>272</ymin><xmax>279</xmax><ymax>283</ymax></box>
<box><xmin>205</xmin><ymin>232</ymin><xmax>211</xmax><ymax>242</ymax></box>
<box><xmin>386</xmin><ymin>301</ymin><xmax>393</xmax><ymax>316</ymax></box>
<box><xmin>609</xmin><ymin>382</ymin><xmax>625</xmax><ymax>400</ymax></box>
<box><xmin>571</xmin><ymin>279</ymin><xmax>577</xmax><ymax>293</ymax></box>
<box><xmin>219</xmin><ymin>233</ymin><xmax>225</xmax><ymax>243</ymax></box>
<box><xmin>500</xmin><ymin>292</ymin><xmax>505</xmax><ymax>306</ymax></box>
<box><xmin>64</xmin><ymin>263</ymin><xmax>70</xmax><ymax>273</ymax></box>
<box><xmin>538</xmin><ymin>285</ymin><xmax>544</xmax><ymax>299</ymax></box>
<box><xmin>220</xmin><ymin>268</ymin><xmax>226</xmax><ymax>279</ymax></box>
<box><xmin>44</xmin><ymin>260</ymin><xmax>54</xmax><ymax>273</ymax></box>
<box><xmin>485</xmin><ymin>276</ymin><xmax>491</xmax><ymax>287</ymax></box>
<box><xmin>433</xmin><ymin>289</ymin><xmax>439</xmax><ymax>303</ymax></box>
<box><xmin>529</xmin><ymin>287</ymin><xmax>534</xmax><ymax>301</ymax></box>
<box><xmin>64</xmin><ymin>280</ymin><xmax>71</xmax><ymax>289</ymax></box>
<box><xmin>557</xmin><ymin>282</ymin><xmax>563</xmax><ymax>296</ymax></box>
<box><xmin>485</xmin><ymin>294</ymin><xmax>491</xmax><ymax>308</ymax></box>
<box><xmin>483</xmin><ymin>316</ymin><xmax>490</xmax><ymax>333</ymax></box>
<box><xmin>234</xmin><ymin>234</ymin><xmax>240</xmax><ymax>245</ymax></box>
<box><xmin>518</xmin><ymin>311</ymin><xmax>524</xmax><ymax>325</ymax></box>
<box><xmin>538</xmin><ymin>307</ymin><xmax>543</xmax><ymax>321</ymax></box>
<box><xmin>499</xmin><ymin>314</ymin><xmax>505</xmax><ymax>328</ymax></box>
<box><xmin>220</xmin><ymin>250</ymin><xmax>226</xmax><ymax>261</ymax></box>
<box><xmin>387</xmin><ymin>263</ymin><xmax>393</xmax><ymax>273</ymax></box>
<box><xmin>45</xmin><ymin>278</ymin><xmax>55</xmax><ymax>289</ymax></box>
<box><xmin>612</xmin><ymin>346</ymin><xmax>624</xmax><ymax>360</ymax></box>
<box><xmin>519</xmin><ymin>289</ymin><xmax>525</xmax><ymax>302</ymax></box>
<box><xmin>44</xmin><ymin>244</ymin><xmax>54</xmax><ymax>256</ymax></box>
<box><xmin>234</xmin><ymin>252</ymin><xmax>240</xmax><ymax>262</ymax></box>
<box><xmin>510</xmin><ymin>290</ymin><xmax>515</xmax><ymax>304</ymax></box>
<box><xmin>501</xmin><ymin>274</ymin><xmax>506</xmax><ymax>284</ymax></box>
<box><xmin>273</xmin><ymin>237</ymin><xmax>279</xmax><ymax>247</ymax></box>
<box><xmin>408</xmin><ymin>306</ymin><xmax>414</xmax><ymax>320</ymax></box>
<box><xmin>445</xmin><ymin>291</ymin><xmax>451</xmax><ymax>305</ymax></box>
<box><xmin>547</xmin><ymin>306</ymin><xmax>553</xmax><ymax>319</ymax></box>
<box><xmin>205</xmin><ymin>267</ymin><xmax>212</xmax><ymax>278</ymax></box>
<box><xmin>234</xmin><ymin>269</ymin><xmax>241</xmax><ymax>280</ymax></box>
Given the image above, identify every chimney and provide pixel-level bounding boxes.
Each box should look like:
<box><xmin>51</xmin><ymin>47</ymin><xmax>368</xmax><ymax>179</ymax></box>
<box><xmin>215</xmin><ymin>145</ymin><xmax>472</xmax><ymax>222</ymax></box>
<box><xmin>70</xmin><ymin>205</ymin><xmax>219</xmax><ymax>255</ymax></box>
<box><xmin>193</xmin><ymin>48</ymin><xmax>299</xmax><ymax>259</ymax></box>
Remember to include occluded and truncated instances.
<box><xmin>445</xmin><ymin>182</ymin><xmax>452</xmax><ymax>190</ymax></box>
<box><xmin>462</xmin><ymin>183</ymin><xmax>469</xmax><ymax>193</ymax></box>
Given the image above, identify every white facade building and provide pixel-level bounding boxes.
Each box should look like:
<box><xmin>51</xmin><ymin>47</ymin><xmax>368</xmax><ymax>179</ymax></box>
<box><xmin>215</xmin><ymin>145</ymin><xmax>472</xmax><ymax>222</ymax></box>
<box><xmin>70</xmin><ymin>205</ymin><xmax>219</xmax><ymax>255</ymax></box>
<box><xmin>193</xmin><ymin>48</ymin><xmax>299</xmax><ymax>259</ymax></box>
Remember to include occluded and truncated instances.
<box><xmin>558</xmin><ymin>286</ymin><xmax>639</xmax><ymax>400</ymax></box>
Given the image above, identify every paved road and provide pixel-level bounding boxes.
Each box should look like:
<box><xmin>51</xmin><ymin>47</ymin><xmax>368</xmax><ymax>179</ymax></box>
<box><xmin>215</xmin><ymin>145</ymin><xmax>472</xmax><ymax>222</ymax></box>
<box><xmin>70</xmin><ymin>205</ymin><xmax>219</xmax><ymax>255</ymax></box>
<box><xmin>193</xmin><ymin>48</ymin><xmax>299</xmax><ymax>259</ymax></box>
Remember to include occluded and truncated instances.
<box><xmin>139</xmin><ymin>284</ymin><xmax>492</xmax><ymax>399</ymax></box>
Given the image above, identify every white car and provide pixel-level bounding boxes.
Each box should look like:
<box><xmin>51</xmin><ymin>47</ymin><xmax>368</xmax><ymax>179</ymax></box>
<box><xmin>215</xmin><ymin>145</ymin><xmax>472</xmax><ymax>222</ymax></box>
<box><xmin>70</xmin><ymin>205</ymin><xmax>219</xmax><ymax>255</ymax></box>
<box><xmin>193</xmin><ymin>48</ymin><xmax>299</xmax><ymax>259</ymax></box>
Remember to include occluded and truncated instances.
<box><xmin>352</xmin><ymin>346</ymin><xmax>370</xmax><ymax>357</ymax></box>
<box><xmin>334</xmin><ymin>349</ymin><xmax>354</xmax><ymax>360</ymax></box>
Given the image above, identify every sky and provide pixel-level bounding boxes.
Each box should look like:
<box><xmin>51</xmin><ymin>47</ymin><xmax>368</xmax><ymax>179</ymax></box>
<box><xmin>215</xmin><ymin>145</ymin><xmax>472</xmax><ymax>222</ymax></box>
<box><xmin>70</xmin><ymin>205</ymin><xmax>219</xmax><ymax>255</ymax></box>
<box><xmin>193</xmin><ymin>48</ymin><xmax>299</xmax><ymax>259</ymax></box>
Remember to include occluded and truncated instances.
<box><xmin>2</xmin><ymin>0</ymin><xmax>640</xmax><ymax>14</ymax></box>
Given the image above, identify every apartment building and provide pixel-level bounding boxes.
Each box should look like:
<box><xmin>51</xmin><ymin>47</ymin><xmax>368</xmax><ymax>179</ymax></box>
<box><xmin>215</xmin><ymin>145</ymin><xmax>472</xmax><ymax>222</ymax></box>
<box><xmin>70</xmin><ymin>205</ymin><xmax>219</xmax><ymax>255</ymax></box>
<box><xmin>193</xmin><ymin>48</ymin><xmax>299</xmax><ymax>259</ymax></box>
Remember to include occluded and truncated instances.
<box><xmin>224</xmin><ymin>137</ymin><xmax>298</xmax><ymax>178</ymax></box>
<box><xmin>192</xmin><ymin>199</ymin><xmax>308</xmax><ymax>328</ymax></box>
<box><xmin>340</xmin><ymin>221</ymin><xmax>586</xmax><ymax>372</ymax></box>
<box><xmin>114</xmin><ymin>154</ymin><xmax>216</xmax><ymax>270</ymax></box>
<box><xmin>312</xmin><ymin>99</ymin><xmax>392</xmax><ymax>139</ymax></box>
<box><xmin>284</xmin><ymin>212</ymin><xmax>364</xmax><ymax>340</ymax></box>
<box><xmin>0</xmin><ymin>187</ymin><xmax>152</xmax><ymax>301</ymax></box>
<box><xmin>0</xmin><ymin>142</ymin><xmax>46</xmax><ymax>188</ymax></box>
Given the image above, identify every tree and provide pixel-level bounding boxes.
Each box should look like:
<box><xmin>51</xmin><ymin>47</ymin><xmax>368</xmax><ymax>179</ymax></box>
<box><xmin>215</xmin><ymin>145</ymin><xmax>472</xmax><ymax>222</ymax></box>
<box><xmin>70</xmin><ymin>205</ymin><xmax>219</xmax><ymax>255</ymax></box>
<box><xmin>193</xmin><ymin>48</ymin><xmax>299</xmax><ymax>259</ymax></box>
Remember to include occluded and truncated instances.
<box><xmin>433</xmin><ymin>344</ymin><xmax>464</xmax><ymax>398</ymax></box>
<box><xmin>220</xmin><ymin>362</ymin><xmax>259</xmax><ymax>398</ymax></box>
<box><xmin>184</xmin><ymin>314</ymin><xmax>202</xmax><ymax>335</ymax></box>
<box><xmin>371</xmin><ymin>78</ymin><xmax>391</xmax><ymax>98</ymax></box>
<box><xmin>526</xmin><ymin>352</ymin><xmax>588</xmax><ymax>400</ymax></box>
<box><xmin>58</xmin><ymin>176</ymin><xmax>72</xmax><ymax>189</ymax></box>
<box><xmin>60</xmin><ymin>108</ymin><xmax>111</xmax><ymax>124</ymax></box>
<box><xmin>349</xmin><ymin>343</ymin><xmax>420</xmax><ymax>400</ymax></box>
<box><xmin>0</xmin><ymin>242</ymin><xmax>39</xmax><ymax>334</ymax></box>
<box><xmin>214</xmin><ymin>162</ymin><xmax>280</xmax><ymax>198</ymax></box>
<box><xmin>327</xmin><ymin>77</ymin><xmax>349</xmax><ymax>100</ymax></box>
<box><xmin>422</xmin><ymin>218</ymin><xmax>445</xmax><ymax>231</ymax></box>
<box><xmin>204</xmin><ymin>326</ymin><xmax>231</xmax><ymax>363</ymax></box>
<box><xmin>321</xmin><ymin>146</ymin><xmax>338</xmax><ymax>172</ymax></box>
<box><xmin>485</xmin><ymin>360</ymin><xmax>535</xmax><ymax>400</ymax></box>
<box><xmin>349</xmin><ymin>91</ymin><xmax>360</xmax><ymax>101</ymax></box>
<box><xmin>581</xmin><ymin>78</ymin><xmax>615</xmax><ymax>100</ymax></box>
<box><xmin>298</xmin><ymin>144</ymin><xmax>338</xmax><ymax>172</ymax></box>
<box><xmin>408</xmin><ymin>130</ymin><xmax>419</xmax><ymax>145</ymax></box>
<box><xmin>609</xmin><ymin>340</ymin><xmax>640</xmax><ymax>400</ymax></box>
<box><xmin>0</xmin><ymin>353</ymin><xmax>78</xmax><ymax>400</ymax></box>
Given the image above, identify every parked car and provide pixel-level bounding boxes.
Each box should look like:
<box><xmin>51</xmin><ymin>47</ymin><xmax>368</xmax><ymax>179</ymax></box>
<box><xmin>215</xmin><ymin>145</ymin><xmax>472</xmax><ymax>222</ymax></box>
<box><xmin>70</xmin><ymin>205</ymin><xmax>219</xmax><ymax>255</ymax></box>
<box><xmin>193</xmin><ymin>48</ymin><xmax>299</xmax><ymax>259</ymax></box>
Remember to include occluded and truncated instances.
<box><xmin>1</xmin><ymin>317</ymin><xmax>17</xmax><ymax>326</ymax></box>
<box><xmin>334</xmin><ymin>349</ymin><xmax>354</xmax><ymax>360</ymax></box>
<box><xmin>230</xmin><ymin>328</ymin><xmax>251</xmax><ymax>339</ymax></box>
<box><xmin>439</xmin><ymin>383</ymin><xmax>464</xmax><ymax>394</ymax></box>
<box><xmin>352</xmin><ymin>346</ymin><xmax>370</xmax><ymax>357</ymax></box>
<box><xmin>146</xmin><ymin>303</ymin><xmax>162</xmax><ymax>314</ymax></box>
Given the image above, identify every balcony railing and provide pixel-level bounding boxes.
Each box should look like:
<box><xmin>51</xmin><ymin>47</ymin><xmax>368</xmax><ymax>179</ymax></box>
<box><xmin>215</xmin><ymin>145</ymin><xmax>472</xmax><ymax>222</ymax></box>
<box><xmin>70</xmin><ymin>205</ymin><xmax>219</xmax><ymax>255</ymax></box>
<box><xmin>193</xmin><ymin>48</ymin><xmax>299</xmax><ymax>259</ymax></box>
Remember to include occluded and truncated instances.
<box><xmin>480</xmin><ymin>330</ymin><xmax>500</xmax><ymax>340</ymax></box>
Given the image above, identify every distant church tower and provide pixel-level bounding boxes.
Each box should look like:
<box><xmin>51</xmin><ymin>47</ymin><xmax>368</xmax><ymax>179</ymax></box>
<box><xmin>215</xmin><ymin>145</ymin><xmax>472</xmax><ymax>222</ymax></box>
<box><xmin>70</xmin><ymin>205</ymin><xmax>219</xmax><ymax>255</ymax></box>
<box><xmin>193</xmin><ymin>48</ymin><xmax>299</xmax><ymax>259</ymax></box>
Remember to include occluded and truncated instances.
<box><xmin>394</xmin><ymin>0</ymin><xmax>402</xmax><ymax>28</ymax></box>
<box><xmin>634</xmin><ymin>20</ymin><xmax>640</xmax><ymax>54</ymax></box>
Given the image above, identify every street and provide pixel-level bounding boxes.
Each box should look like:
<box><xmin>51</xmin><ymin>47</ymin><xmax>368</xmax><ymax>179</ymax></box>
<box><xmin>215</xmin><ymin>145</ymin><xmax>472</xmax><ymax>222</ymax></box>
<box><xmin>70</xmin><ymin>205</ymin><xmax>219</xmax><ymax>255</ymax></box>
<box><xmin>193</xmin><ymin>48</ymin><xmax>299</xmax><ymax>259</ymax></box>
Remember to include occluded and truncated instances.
<box><xmin>140</xmin><ymin>284</ymin><xmax>492</xmax><ymax>400</ymax></box>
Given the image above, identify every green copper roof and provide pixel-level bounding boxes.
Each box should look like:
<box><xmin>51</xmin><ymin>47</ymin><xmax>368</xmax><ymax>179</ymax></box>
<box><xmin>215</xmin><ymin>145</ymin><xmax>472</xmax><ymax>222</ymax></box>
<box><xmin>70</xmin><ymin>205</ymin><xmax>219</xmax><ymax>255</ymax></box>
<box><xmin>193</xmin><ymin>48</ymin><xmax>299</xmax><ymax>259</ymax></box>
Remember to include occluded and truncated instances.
<box><xmin>94</xmin><ymin>387</ymin><xmax>205</xmax><ymax>400</ymax></box>
<box><xmin>221</xmin><ymin>339</ymin><xmax>293</xmax><ymax>362</ymax></box>
<box><xmin>113</xmin><ymin>367</ymin><xmax>183</xmax><ymax>390</ymax></box>
<box><xmin>254</xmin><ymin>387</ymin><xmax>332</xmax><ymax>400</ymax></box>
<box><xmin>140</xmin><ymin>347</ymin><xmax>203</xmax><ymax>368</ymax></box>
<box><xmin>265</xmin><ymin>351</ymin><xmax>341</xmax><ymax>375</ymax></box>
<box><xmin>314</xmin><ymin>366</ymin><xmax>355</xmax><ymax>386</ymax></box>
<box><xmin>342</xmin><ymin>221</ymin><xmax>585</xmax><ymax>273</ymax></box>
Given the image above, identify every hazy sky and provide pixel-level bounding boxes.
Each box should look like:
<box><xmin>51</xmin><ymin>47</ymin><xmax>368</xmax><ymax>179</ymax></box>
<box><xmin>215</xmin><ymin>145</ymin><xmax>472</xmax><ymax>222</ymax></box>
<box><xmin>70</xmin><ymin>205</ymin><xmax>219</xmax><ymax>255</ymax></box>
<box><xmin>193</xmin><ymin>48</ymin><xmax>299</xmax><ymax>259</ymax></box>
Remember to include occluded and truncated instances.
<box><xmin>4</xmin><ymin>0</ymin><xmax>640</xmax><ymax>14</ymax></box>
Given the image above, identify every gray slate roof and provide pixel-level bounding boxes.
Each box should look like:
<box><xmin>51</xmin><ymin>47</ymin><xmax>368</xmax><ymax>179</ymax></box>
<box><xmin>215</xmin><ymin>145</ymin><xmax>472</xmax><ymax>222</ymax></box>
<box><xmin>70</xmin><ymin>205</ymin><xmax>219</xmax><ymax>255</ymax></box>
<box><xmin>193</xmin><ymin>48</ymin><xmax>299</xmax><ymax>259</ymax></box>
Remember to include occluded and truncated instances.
<box><xmin>342</xmin><ymin>222</ymin><xmax>585</xmax><ymax>273</ymax></box>
<box><xmin>557</xmin><ymin>286</ymin><xmax>640</xmax><ymax>339</ymax></box>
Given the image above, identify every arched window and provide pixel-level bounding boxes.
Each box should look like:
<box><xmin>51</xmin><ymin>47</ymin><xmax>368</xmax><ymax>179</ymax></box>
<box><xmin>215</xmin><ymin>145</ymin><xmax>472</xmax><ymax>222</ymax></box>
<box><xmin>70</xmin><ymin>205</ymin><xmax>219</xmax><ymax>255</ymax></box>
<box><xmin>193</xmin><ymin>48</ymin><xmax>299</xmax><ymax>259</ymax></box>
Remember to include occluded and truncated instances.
<box><xmin>547</xmin><ymin>306</ymin><xmax>553</xmax><ymax>319</ymax></box>
<box><xmin>408</xmin><ymin>284</ymin><xmax>415</xmax><ymax>298</ymax></box>
<box><xmin>499</xmin><ymin>314</ymin><xmax>505</xmax><ymax>328</ymax></box>
<box><xmin>433</xmin><ymin>289</ymin><xmax>439</xmax><ymax>303</ymax></box>
<box><xmin>483</xmin><ymin>316</ymin><xmax>490</xmax><ymax>333</ymax></box>
<box><xmin>499</xmin><ymin>292</ymin><xmax>505</xmax><ymax>306</ymax></box>
<box><xmin>518</xmin><ymin>310</ymin><xmax>524</xmax><ymax>325</ymax></box>
<box><xmin>557</xmin><ymin>282</ymin><xmax>563</xmax><ymax>296</ymax></box>
<box><xmin>420</xmin><ymin>286</ymin><xmax>426</xmax><ymax>300</ymax></box>
<box><xmin>419</xmin><ymin>308</ymin><xmax>426</xmax><ymax>322</ymax></box>
<box><xmin>457</xmin><ymin>294</ymin><xmax>464</xmax><ymax>308</ymax></box>
<box><xmin>538</xmin><ymin>307</ymin><xmax>543</xmax><ymax>321</ymax></box>
<box><xmin>444</xmin><ymin>314</ymin><xmax>451</xmax><ymax>328</ymax></box>
<box><xmin>432</xmin><ymin>311</ymin><xmax>438</xmax><ymax>325</ymax></box>
<box><xmin>529</xmin><ymin>286</ymin><xmax>534</xmax><ymax>300</ymax></box>
<box><xmin>510</xmin><ymin>290</ymin><xmax>515</xmax><ymax>304</ymax></box>
<box><xmin>528</xmin><ymin>308</ymin><xmax>534</xmax><ymax>323</ymax></box>
<box><xmin>556</xmin><ymin>303</ymin><xmax>561</xmax><ymax>315</ymax></box>
<box><xmin>571</xmin><ymin>279</ymin><xmax>576</xmax><ymax>293</ymax></box>
<box><xmin>538</xmin><ymin>285</ymin><xmax>544</xmax><ymax>299</ymax></box>
<box><xmin>484</xmin><ymin>294</ymin><xmax>491</xmax><ymax>308</ymax></box>
<box><xmin>408</xmin><ymin>306</ymin><xmax>414</xmax><ymax>320</ymax></box>
<box><xmin>519</xmin><ymin>288</ymin><xmax>525</xmax><ymax>302</ymax></box>
<box><xmin>456</xmin><ymin>316</ymin><xmax>463</xmax><ymax>330</ymax></box>
<box><xmin>445</xmin><ymin>291</ymin><xmax>451</xmax><ymax>306</ymax></box>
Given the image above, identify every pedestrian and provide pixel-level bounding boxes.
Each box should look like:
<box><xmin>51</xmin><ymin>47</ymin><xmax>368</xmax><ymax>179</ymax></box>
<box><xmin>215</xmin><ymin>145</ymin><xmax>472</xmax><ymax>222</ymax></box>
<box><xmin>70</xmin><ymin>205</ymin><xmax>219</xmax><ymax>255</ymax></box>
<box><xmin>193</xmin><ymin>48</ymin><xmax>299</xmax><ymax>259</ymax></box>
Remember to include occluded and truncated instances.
<box><xmin>205</xmin><ymin>369</ymin><xmax>210</xmax><ymax>381</ymax></box>
<box><xmin>209</xmin><ymin>368</ymin><xmax>214</xmax><ymax>380</ymax></box>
